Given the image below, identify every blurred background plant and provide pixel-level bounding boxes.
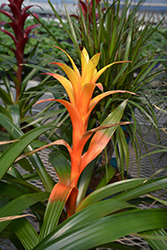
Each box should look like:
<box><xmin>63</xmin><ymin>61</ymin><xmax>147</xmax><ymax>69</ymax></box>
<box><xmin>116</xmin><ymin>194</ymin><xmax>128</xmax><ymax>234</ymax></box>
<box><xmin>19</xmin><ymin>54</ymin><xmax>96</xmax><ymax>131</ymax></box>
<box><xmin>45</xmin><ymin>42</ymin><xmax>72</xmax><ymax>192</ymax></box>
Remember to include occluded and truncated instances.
<box><xmin>0</xmin><ymin>0</ymin><xmax>42</xmax><ymax>122</ymax></box>
<box><xmin>144</xmin><ymin>25</ymin><xmax>167</xmax><ymax>111</ymax></box>
<box><xmin>0</xmin><ymin>0</ymin><xmax>75</xmax><ymax>125</ymax></box>
<box><xmin>0</xmin><ymin>13</ymin><xmax>76</xmax><ymax>64</ymax></box>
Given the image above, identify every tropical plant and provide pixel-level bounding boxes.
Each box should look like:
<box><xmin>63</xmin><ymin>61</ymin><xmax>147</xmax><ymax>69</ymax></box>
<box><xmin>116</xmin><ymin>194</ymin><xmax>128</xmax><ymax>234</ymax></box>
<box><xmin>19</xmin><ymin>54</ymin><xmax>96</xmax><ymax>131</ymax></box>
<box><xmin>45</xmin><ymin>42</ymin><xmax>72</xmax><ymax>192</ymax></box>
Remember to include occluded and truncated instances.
<box><xmin>48</xmin><ymin>0</ymin><xmax>165</xmax><ymax>176</ymax></box>
<box><xmin>0</xmin><ymin>0</ymin><xmax>54</xmax><ymax>123</ymax></box>
<box><xmin>0</xmin><ymin>13</ymin><xmax>75</xmax><ymax>61</ymax></box>
<box><xmin>71</xmin><ymin>0</ymin><xmax>104</xmax><ymax>27</ymax></box>
<box><xmin>0</xmin><ymin>47</ymin><xmax>167</xmax><ymax>250</ymax></box>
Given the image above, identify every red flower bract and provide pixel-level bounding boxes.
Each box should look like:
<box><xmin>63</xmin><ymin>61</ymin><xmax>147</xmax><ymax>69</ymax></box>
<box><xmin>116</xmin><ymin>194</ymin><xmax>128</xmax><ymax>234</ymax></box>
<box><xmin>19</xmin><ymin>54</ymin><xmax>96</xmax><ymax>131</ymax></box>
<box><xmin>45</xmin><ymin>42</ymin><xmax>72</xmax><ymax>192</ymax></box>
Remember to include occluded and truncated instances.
<box><xmin>0</xmin><ymin>0</ymin><xmax>39</xmax><ymax>102</ymax></box>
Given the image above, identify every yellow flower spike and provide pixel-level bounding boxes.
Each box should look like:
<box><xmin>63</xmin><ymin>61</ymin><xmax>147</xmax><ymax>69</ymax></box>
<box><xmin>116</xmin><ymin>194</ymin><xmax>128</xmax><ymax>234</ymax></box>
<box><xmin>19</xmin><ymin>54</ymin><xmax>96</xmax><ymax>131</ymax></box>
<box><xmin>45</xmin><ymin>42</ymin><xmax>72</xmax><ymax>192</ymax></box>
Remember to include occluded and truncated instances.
<box><xmin>82</xmin><ymin>47</ymin><xmax>89</xmax><ymax>63</ymax></box>
<box><xmin>92</xmin><ymin>67</ymin><xmax>98</xmax><ymax>78</ymax></box>
<box><xmin>46</xmin><ymin>73</ymin><xmax>75</xmax><ymax>105</ymax></box>
<box><xmin>54</xmin><ymin>46</ymin><xmax>80</xmax><ymax>79</ymax></box>
<box><xmin>81</xmin><ymin>53</ymin><xmax>101</xmax><ymax>86</ymax></box>
<box><xmin>81</xmin><ymin>48</ymin><xmax>90</xmax><ymax>80</ymax></box>
<box><xmin>51</xmin><ymin>62</ymin><xmax>81</xmax><ymax>104</ymax></box>
<box><xmin>91</xmin><ymin>61</ymin><xmax>132</xmax><ymax>84</ymax></box>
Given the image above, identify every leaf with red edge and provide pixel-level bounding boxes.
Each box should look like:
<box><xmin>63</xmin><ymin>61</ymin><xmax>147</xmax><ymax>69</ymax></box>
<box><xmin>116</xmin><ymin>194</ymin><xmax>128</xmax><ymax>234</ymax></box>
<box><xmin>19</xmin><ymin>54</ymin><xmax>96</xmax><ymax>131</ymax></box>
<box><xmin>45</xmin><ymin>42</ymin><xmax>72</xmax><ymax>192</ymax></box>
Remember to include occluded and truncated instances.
<box><xmin>49</xmin><ymin>151</ymin><xmax>71</xmax><ymax>187</ymax></box>
<box><xmin>34</xmin><ymin>98</ymin><xmax>56</xmax><ymax>107</ymax></box>
<box><xmin>81</xmin><ymin>122</ymin><xmax>130</xmax><ymax>140</ymax></box>
<box><xmin>39</xmin><ymin>183</ymin><xmax>78</xmax><ymax>241</ymax></box>
<box><xmin>70</xmin><ymin>14</ymin><xmax>79</xmax><ymax>19</ymax></box>
<box><xmin>80</xmin><ymin>100</ymin><xmax>128</xmax><ymax>173</ymax></box>
<box><xmin>14</xmin><ymin>137</ymin><xmax>79</xmax><ymax>189</ymax></box>
<box><xmin>15</xmin><ymin>139</ymin><xmax>72</xmax><ymax>163</ymax></box>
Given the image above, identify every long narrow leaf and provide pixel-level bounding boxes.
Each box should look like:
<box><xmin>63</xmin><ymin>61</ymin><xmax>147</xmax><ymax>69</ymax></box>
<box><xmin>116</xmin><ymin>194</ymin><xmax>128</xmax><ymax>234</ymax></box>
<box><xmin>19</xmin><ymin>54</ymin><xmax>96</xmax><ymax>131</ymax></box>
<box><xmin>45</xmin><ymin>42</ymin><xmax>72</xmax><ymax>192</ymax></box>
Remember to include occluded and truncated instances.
<box><xmin>0</xmin><ymin>113</ymin><xmax>54</xmax><ymax>191</ymax></box>
<box><xmin>0</xmin><ymin>192</ymin><xmax>49</xmax><ymax>233</ymax></box>
<box><xmin>34</xmin><ymin>209</ymin><xmax>167</xmax><ymax>250</ymax></box>
<box><xmin>10</xmin><ymin>217</ymin><xmax>39</xmax><ymax>250</ymax></box>
<box><xmin>0</xmin><ymin>124</ymin><xmax>53</xmax><ymax>180</ymax></box>
<box><xmin>76</xmin><ymin>178</ymin><xmax>145</xmax><ymax>212</ymax></box>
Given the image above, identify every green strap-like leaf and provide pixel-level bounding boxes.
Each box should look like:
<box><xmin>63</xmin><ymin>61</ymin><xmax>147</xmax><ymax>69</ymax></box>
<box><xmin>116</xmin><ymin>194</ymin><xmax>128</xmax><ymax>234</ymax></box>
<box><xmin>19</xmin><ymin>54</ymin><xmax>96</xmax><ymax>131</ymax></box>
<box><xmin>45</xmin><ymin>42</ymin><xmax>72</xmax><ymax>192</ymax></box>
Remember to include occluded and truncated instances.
<box><xmin>0</xmin><ymin>105</ymin><xmax>13</xmax><ymax>121</ymax></box>
<box><xmin>0</xmin><ymin>192</ymin><xmax>49</xmax><ymax>233</ymax></box>
<box><xmin>76</xmin><ymin>159</ymin><xmax>97</xmax><ymax>206</ymax></box>
<box><xmin>95</xmin><ymin>163</ymin><xmax>116</xmax><ymax>189</ymax></box>
<box><xmin>0</xmin><ymin>87</ymin><xmax>14</xmax><ymax>105</ymax></box>
<box><xmin>76</xmin><ymin>178</ymin><xmax>145</xmax><ymax>212</ymax></box>
<box><xmin>37</xmin><ymin>198</ymin><xmax>136</xmax><ymax>247</ymax></box>
<box><xmin>34</xmin><ymin>209</ymin><xmax>167</xmax><ymax>250</ymax></box>
<box><xmin>0</xmin><ymin>181</ymin><xmax>25</xmax><ymax>199</ymax></box>
<box><xmin>0</xmin><ymin>112</ymin><xmax>54</xmax><ymax>191</ymax></box>
<box><xmin>39</xmin><ymin>183</ymin><xmax>74</xmax><ymax>242</ymax></box>
<box><xmin>116</xmin><ymin>176</ymin><xmax>167</xmax><ymax>202</ymax></box>
<box><xmin>141</xmin><ymin>229</ymin><xmax>167</xmax><ymax>250</ymax></box>
<box><xmin>1</xmin><ymin>71</ymin><xmax>15</xmax><ymax>103</ymax></box>
<box><xmin>7</xmin><ymin>104</ymin><xmax>20</xmax><ymax>126</ymax></box>
<box><xmin>10</xmin><ymin>217</ymin><xmax>38</xmax><ymax>250</ymax></box>
<box><xmin>49</xmin><ymin>151</ymin><xmax>71</xmax><ymax>185</ymax></box>
<box><xmin>0</xmin><ymin>125</ymin><xmax>53</xmax><ymax>179</ymax></box>
<box><xmin>2</xmin><ymin>173</ymin><xmax>42</xmax><ymax>194</ymax></box>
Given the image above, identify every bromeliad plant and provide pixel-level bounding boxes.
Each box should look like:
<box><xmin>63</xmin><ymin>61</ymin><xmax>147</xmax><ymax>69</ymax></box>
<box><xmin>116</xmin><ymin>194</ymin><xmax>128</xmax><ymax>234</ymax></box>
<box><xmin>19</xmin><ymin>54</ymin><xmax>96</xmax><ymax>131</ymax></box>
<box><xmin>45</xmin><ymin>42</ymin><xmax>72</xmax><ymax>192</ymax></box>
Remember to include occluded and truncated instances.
<box><xmin>0</xmin><ymin>0</ymin><xmax>39</xmax><ymax>97</ymax></box>
<box><xmin>0</xmin><ymin>0</ymin><xmax>49</xmax><ymax>122</ymax></box>
<box><xmin>0</xmin><ymin>48</ymin><xmax>167</xmax><ymax>250</ymax></box>
<box><xmin>35</xmin><ymin>46</ymin><xmax>132</xmax><ymax>218</ymax></box>
<box><xmin>71</xmin><ymin>0</ymin><xmax>104</xmax><ymax>27</ymax></box>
